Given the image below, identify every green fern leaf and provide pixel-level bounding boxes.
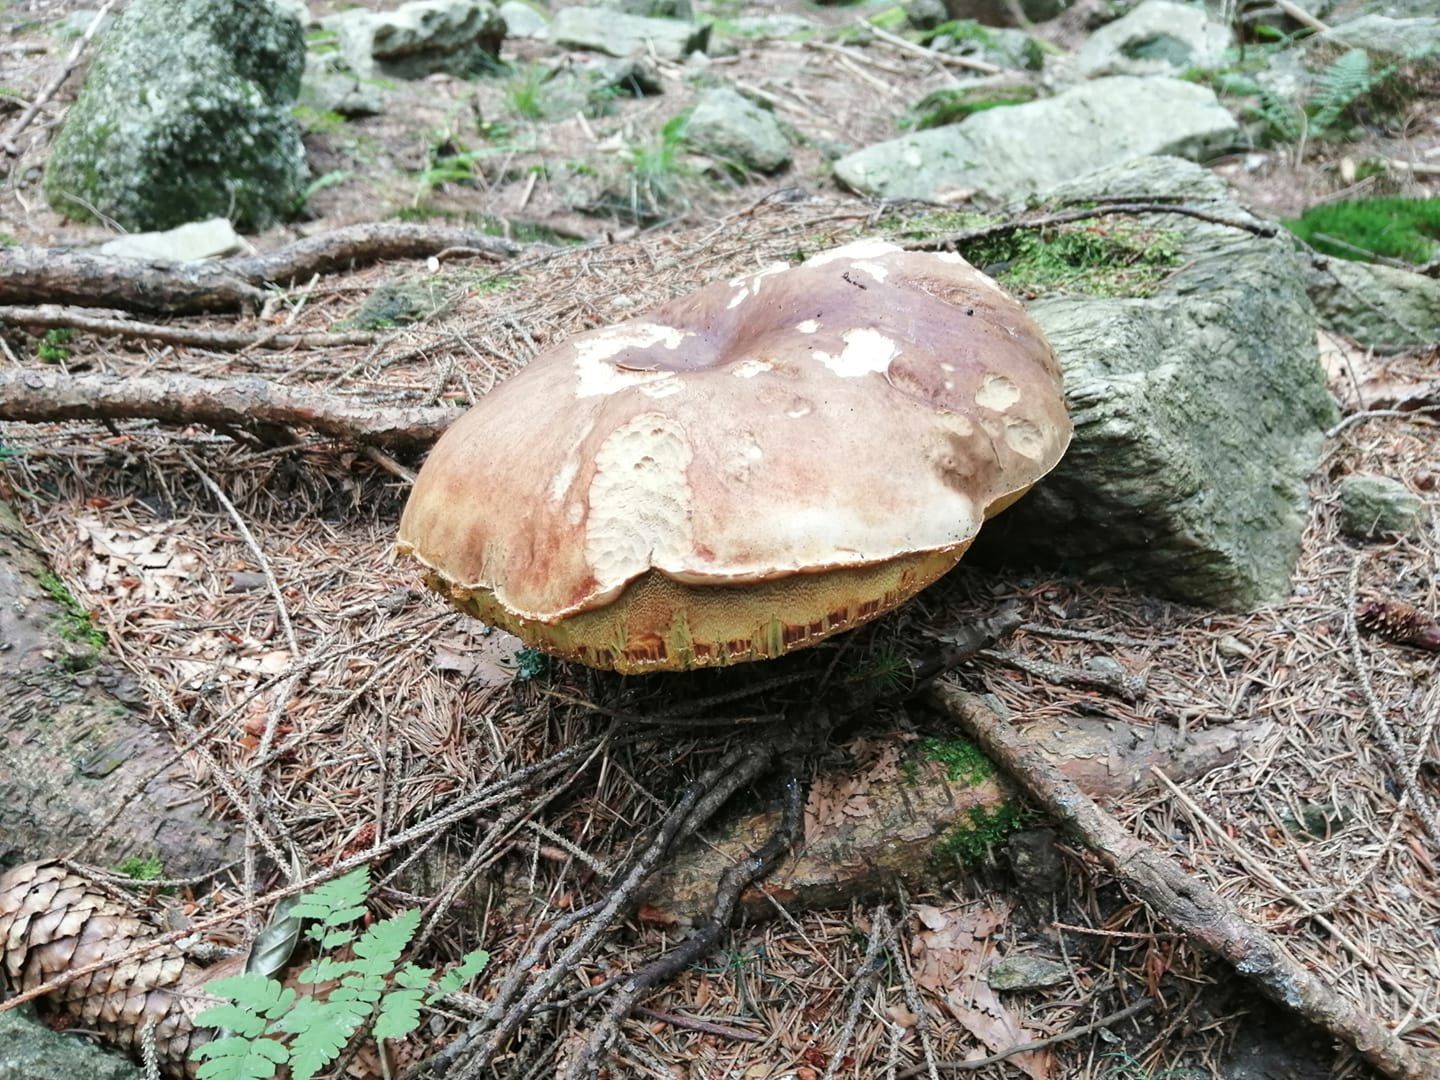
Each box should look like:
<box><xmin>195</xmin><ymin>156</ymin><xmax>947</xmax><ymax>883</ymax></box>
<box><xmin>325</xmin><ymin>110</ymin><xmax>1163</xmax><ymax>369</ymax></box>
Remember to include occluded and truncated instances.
<box><xmin>394</xmin><ymin>962</ymin><xmax>434</xmax><ymax>991</ymax></box>
<box><xmin>291</xmin><ymin>867</ymin><xmax>370</xmax><ymax>927</ymax></box>
<box><xmin>374</xmin><ymin>988</ymin><xmax>426</xmax><ymax>1041</ymax></box>
<box><xmin>351</xmin><ymin>909</ymin><xmax>421</xmax><ymax>975</ymax></box>
<box><xmin>431</xmin><ymin>948</ymin><xmax>490</xmax><ymax>999</ymax></box>
<box><xmin>193</xmin><ymin>1034</ymin><xmax>288</xmax><ymax>1080</ymax></box>
<box><xmin>279</xmin><ymin>996</ymin><xmax>370</xmax><ymax>1080</ymax></box>
<box><xmin>1309</xmin><ymin>48</ymin><xmax>1378</xmax><ymax>133</ymax></box>
<box><xmin>195</xmin><ymin>975</ymin><xmax>297</xmax><ymax>1033</ymax></box>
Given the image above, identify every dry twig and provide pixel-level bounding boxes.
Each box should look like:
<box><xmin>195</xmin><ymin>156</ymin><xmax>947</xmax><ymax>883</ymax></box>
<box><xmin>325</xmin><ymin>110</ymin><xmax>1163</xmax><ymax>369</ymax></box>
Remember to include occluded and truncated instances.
<box><xmin>0</xmin><ymin>304</ymin><xmax>379</xmax><ymax>351</ymax></box>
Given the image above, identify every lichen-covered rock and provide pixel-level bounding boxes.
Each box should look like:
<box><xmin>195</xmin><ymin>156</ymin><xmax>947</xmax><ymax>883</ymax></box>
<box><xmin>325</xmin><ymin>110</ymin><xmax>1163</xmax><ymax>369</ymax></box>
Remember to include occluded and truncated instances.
<box><xmin>299</xmin><ymin>52</ymin><xmax>386</xmax><ymax>117</ymax></box>
<box><xmin>0</xmin><ymin>1006</ymin><xmax>141</xmax><ymax>1080</ymax></box>
<box><xmin>834</xmin><ymin>77</ymin><xmax>1239</xmax><ymax>202</ymax></box>
<box><xmin>684</xmin><ymin>87</ymin><xmax>791</xmax><ymax>173</ymax></box>
<box><xmin>1338</xmin><ymin>474</ymin><xmax>1426</xmax><ymax>539</ymax></box>
<box><xmin>1305</xmin><ymin>256</ymin><xmax>1440</xmax><ymax>349</ymax></box>
<box><xmin>1074</xmin><ymin>0</ymin><xmax>1232</xmax><ymax>77</ymax></box>
<box><xmin>976</xmin><ymin>157</ymin><xmax>1337</xmax><ymax>609</ymax></box>
<box><xmin>44</xmin><ymin>0</ymin><xmax>307</xmax><ymax>232</ymax></box>
<box><xmin>326</xmin><ymin>0</ymin><xmax>506</xmax><ymax>80</ymax></box>
<box><xmin>499</xmin><ymin>0</ymin><xmax>549</xmax><ymax>38</ymax></box>
<box><xmin>1321</xmin><ymin>14</ymin><xmax>1440</xmax><ymax>56</ymax></box>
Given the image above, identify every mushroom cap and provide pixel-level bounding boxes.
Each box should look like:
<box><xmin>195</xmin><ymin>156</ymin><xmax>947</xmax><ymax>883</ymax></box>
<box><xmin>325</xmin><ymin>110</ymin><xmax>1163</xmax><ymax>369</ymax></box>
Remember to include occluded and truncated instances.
<box><xmin>398</xmin><ymin>239</ymin><xmax>1070</xmax><ymax>672</ymax></box>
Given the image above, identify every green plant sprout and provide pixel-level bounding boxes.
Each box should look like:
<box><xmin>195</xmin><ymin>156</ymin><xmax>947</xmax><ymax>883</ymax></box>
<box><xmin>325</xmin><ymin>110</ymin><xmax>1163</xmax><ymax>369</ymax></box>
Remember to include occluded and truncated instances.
<box><xmin>192</xmin><ymin>867</ymin><xmax>488</xmax><ymax>1080</ymax></box>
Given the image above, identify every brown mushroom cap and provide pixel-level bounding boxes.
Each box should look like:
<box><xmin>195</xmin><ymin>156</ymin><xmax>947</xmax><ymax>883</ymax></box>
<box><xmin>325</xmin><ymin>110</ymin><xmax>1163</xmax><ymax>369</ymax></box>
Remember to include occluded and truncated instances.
<box><xmin>398</xmin><ymin>239</ymin><xmax>1070</xmax><ymax>673</ymax></box>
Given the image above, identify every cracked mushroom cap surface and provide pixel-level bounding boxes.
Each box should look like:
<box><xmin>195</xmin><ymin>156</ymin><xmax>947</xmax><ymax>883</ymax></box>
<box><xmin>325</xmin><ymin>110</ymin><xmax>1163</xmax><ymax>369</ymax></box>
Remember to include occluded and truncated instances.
<box><xmin>397</xmin><ymin>238</ymin><xmax>1070</xmax><ymax>673</ymax></box>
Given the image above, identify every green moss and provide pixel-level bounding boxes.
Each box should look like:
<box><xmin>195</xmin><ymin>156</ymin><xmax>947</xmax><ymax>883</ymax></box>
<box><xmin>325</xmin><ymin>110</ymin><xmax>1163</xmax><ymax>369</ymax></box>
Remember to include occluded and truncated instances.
<box><xmin>292</xmin><ymin>105</ymin><xmax>348</xmax><ymax>135</ymax></box>
<box><xmin>116</xmin><ymin>856</ymin><xmax>165</xmax><ymax>881</ymax></box>
<box><xmin>1282</xmin><ymin>197</ymin><xmax>1440</xmax><ymax>266</ymax></box>
<box><xmin>935</xmin><ymin>802</ymin><xmax>1023</xmax><ymax>864</ymax></box>
<box><xmin>922</xmin><ymin>736</ymin><xmax>994</xmax><ymax>785</ymax></box>
<box><xmin>902</xmin><ymin>85</ymin><xmax>1040</xmax><ymax>130</ymax></box>
<box><xmin>880</xmin><ymin>208</ymin><xmax>997</xmax><ymax>243</ymax></box>
<box><xmin>963</xmin><ymin>222</ymin><xmax>1184</xmax><ymax>298</ymax></box>
<box><xmin>513</xmin><ymin>647</ymin><xmax>550</xmax><ymax>681</ymax></box>
<box><xmin>37</xmin><ymin>328</ymin><xmax>73</xmax><ymax>363</ymax></box>
<box><xmin>37</xmin><ymin>571</ymin><xmax>106</xmax><ymax>650</ymax></box>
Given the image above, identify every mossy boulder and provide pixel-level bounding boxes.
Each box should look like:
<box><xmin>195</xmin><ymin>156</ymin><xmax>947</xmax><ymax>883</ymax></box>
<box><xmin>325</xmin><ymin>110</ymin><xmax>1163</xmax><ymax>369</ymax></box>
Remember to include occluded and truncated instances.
<box><xmin>974</xmin><ymin>156</ymin><xmax>1337</xmax><ymax>609</ymax></box>
<box><xmin>44</xmin><ymin>0</ymin><xmax>307</xmax><ymax>232</ymax></box>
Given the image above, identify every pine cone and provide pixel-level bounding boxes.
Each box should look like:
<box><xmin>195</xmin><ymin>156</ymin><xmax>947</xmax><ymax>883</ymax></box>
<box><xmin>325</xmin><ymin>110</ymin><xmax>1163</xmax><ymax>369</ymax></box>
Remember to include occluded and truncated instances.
<box><xmin>0</xmin><ymin>861</ymin><xmax>235</xmax><ymax>1078</ymax></box>
<box><xmin>1357</xmin><ymin>599</ymin><xmax>1440</xmax><ymax>652</ymax></box>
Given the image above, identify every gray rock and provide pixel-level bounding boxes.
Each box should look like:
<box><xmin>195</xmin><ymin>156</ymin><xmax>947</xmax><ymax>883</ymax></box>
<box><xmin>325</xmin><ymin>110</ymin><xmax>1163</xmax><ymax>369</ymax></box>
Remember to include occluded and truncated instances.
<box><xmin>96</xmin><ymin>218</ymin><xmax>247</xmax><ymax>262</ymax></box>
<box><xmin>44</xmin><ymin>0</ymin><xmax>307</xmax><ymax>232</ymax></box>
<box><xmin>326</xmin><ymin>0</ymin><xmax>505</xmax><ymax>79</ymax></box>
<box><xmin>723</xmin><ymin>14</ymin><xmax>818</xmax><ymax>39</ymax></box>
<box><xmin>299</xmin><ymin>52</ymin><xmax>386</xmax><ymax>117</ymax></box>
<box><xmin>340</xmin><ymin>280</ymin><xmax>447</xmax><ymax>330</ymax></box>
<box><xmin>943</xmin><ymin>0</ymin><xmax>1071</xmax><ymax>26</ymax></box>
<box><xmin>587</xmin><ymin>56</ymin><xmax>664</xmax><ymax>96</ymax></box>
<box><xmin>988</xmin><ymin>955</ymin><xmax>1071</xmax><ymax>991</ymax></box>
<box><xmin>834</xmin><ymin>76</ymin><xmax>1239</xmax><ymax>202</ymax></box>
<box><xmin>1322</xmin><ymin>14</ymin><xmax>1440</xmax><ymax>56</ymax></box>
<box><xmin>1075</xmin><ymin>0</ymin><xmax>1232</xmax><ymax>77</ymax></box>
<box><xmin>1338</xmin><ymin>474</ymin><xmax>1426</xmax><ymax>538</ymax></box>
<box><xmin>1304</xmin><ymin>257</ymin><xmax>1440</xmax><ymax>349</ymax></box>
<box><xmin>595</xmin><ymin>0</ymin><xmax>692</xmax><ymax>18</ymax></box>
<box><xmin>930</xmin><ymin>21</ymin><xmax>1044</xmax><ymax>71</ymax></box>
<box><xmin>0</xmin><ymin>1005</ymin><xmax>141</xmax><ymax>1080</ymax></box>
<box><xmin>499</xmin><ymin>0</ymin><xmax>548</xmax><ymax>37</ymax></box>
<box><xmin>906</xmin><ymin>0</ymin><xmax>949</xmax><ymax>30</ymax></box>
<box><xmin>1006</xmin><ymin>828</ymin><xmax>1063</xmax><ymax>892</ymax></box>
<box><xmin>977</xmin><ymin>157</ymin><xmax>1336</xmax><ymax>609</ymax></box>
<box><xmin>684</xmin><ymin>87</ymin><xmax>791</xmax><ymax>173</ymax></box>
<box><xmin>545</xmin><ymin>8</ymin><xmax>709</xmax><ymax>60</ymax></box>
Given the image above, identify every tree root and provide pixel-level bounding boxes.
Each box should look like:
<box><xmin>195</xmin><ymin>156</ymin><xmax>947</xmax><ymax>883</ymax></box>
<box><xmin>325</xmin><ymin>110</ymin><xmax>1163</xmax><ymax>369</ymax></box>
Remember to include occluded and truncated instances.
<box><xmin>0</xmin><ymin>224</ymin><xmax>528</xmax><ymax>314</ymax></box>
<box><xmin>926</xmin><ymin>681</ymin><xmax>1439</xmax><ymax>1080</ymax></box>
<box><xmin>0</xmin><ymin>304</ymin><xmax>380</xmax><ymax>351</ymax></box>
<box><xmin>0</xmin><ymin>369</ymin><xmax>456</xmax><ymax>450</ymax></box>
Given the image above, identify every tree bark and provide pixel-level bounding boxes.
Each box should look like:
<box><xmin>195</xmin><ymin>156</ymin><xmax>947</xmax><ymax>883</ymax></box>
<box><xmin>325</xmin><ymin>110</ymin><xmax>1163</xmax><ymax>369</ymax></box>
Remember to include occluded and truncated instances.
<box><xmin>0</xmin><ymin>500</ymin><xmax>239</xmax><ymax>877</ymax></box>
<box><xmin>0</xmin><ymin>370</ymin><xmax>457</xmax><ymax>450</ymax></box>
<box><xmin>642</xmin><ymin>708</ymin><xmax>1266</xmax><ymax>921</ymax></box>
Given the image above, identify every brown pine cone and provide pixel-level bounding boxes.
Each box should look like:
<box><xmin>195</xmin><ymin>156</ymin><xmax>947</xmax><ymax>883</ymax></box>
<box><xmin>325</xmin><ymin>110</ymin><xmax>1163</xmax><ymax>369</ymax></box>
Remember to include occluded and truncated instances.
<box><xmin>0</xmin><ymin>861</ymin><xmax>235</xmax><ymax>1078</ymax></box>
<box><xmin>1357</xmin><ymin>599</ymin><xmax>1440</xmax><ymax>652</ymax></box>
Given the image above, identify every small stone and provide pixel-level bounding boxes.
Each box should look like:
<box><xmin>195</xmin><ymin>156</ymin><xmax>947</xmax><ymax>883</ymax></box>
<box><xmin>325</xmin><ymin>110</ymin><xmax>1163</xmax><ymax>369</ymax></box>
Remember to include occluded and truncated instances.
<box><xmin>340</xmin><ymin>280</ymin><xmax>446</xmax><ymax>331</ymax></box>
<box><xmin>544</xmin><ymin>8</ymin><xmax>710</xmax><ymax>60</ymax></box>
<box><xmin>325</xmin><ymin>0</ymin><xmax>506</xmax><ymax>80</ymax></box>
<box><xmin>299</xmin><ymin>52</ymin><xmax>386</xmax><ymax>117</ymax></box>
<box><xmin>905</xmin><ymin>0</ymin><xmax>948</xmax><ymax>30</ymax></box>
<box><xmin>988</xmin><ymin>955</ymin><xmax>1071</xmax><ymax>991</ymax></box>
<box><xmin>1074</xmin><ymin>0</ymin><xmax>1232</xmax><ymax>77</ymax></box>
<box><xmin>684</xmin><ymin>87</ymin><xmax>792</xmax><ymax>173</ymax></box>
<box><xmin>96</xmin><ymin>218</ymin><xmax>247</xmax><ymax>263</ymax></box>
<box><xmin>1217</xmin><ymin>634</ymin><xmax>1253</xmax><ymax>659</ymax></box>
<box><xmin>1337</xmin><ymin>474</ymin><xmax>1426</xmax><ymax>539</ymax></box>
<box><xmin>1007</xmin><ymin>828</ymin><xmax>1063</xmax><ymax>893</ymax></box>
<box><xmin>594</xmin><ymin>0</ymin><xmax>692</xmax><ymax>18</ymax></box>
<box><xmin>587</xmin><ymin>56</ymin><xmax>664</xmax><ymax>96</ymax></box>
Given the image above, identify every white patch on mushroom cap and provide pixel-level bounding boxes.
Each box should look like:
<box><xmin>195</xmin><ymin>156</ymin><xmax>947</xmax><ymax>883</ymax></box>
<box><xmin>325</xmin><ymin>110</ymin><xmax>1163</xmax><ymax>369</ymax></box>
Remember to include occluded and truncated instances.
<box><xmin>851</xmin><ymin>260</ymin><xmax>889</xmax><ymax>283</ymax></box>
<box><xmin>573</xmin><ymin>323</ymin><xmax>690</xmax><ymax>398</ymax></box>
<box><xmin>726</xmin><ymin>287</ymin><xmax>750</xmax><ymax>310</ymax></box>
<box><xmin>975</xmin><ymin>374</ymin><xmax>1021</xmax><ymax>412</ymax></box>
<box><xmin>785</xmin><ymin>399</ymin><xmax>812</xmax><ymax>418</ymax></box>
<box><xmin>585</xmin><ymin>414</ymin><xmax>694</xmax><ymax>586</ymax></box>
<box><xmin>813</xmin><ymin>328</ymin><xmax>898</xmax><ymax>378</ymax></box>
<box><xmin>1004</xmin><ymin>417</ymin><xmax>1046</xmax><ymax>460</ymax></box>
<box><xmin>549</xmin><ymin>457</ymin><xmax>581</xmax><ymax>504</ymax></box>
<box><xmin>803</xmin><ymin>238</ymin><xmax>900</xmax><ymax>267</ymax></box>
<box><xmin>936</xmin><ymin>252</ymin><xmax>966</xmax><ymax>264</ymax></box>
<box><xmin>748</xmin><ymin>263</ymin><xmax>788</xmax><ymax>294</ymax></box>
<box><xmin>796</xmin><ymin>320</ymin><xmax>820</xmax><ymax>334</ymax></box>
<box><xmin>640</xmin><ymin>379</ymin><xmax>684</xmax><ymax>399</ymax></box>
<box><xmin>732</xmin><ymin>358</ymin><xmax>773</xmax><ymax>379</ymax></box>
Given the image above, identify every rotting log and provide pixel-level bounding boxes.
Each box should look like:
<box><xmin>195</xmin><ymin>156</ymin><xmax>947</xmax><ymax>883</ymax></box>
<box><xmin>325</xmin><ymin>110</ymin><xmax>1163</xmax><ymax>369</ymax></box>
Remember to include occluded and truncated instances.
<box><xmin>927</xmin><ymin>682</ymin><xmax>1439</xmax><ymax>1080</ymax></box>
<box><xmin>642</xmin><ymin>708</ymin><xmax>1267</xmax><ymax>921</ymax></box>
<box><xmin>0</xmin><ymin>499</ymin><xmax>238</xmax><ymax>877</ymax></box>
<box><xmin>0</xmin><ymin>223</ymin><xmax>529</xmax><ymax>315</ymax></box>
<box><xmin>0</xmin><ymin>369</ymin><xmax>457</xmax><ymax>450</ymax></box>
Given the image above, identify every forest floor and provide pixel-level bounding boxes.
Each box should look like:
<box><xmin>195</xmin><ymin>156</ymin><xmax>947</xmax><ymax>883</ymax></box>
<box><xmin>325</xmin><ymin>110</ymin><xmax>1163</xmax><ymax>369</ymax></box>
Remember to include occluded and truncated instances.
<box><xmin>1</xmin><ymin>0</ymin><xmax>1438</xmax><ymax>1078</ymax></box>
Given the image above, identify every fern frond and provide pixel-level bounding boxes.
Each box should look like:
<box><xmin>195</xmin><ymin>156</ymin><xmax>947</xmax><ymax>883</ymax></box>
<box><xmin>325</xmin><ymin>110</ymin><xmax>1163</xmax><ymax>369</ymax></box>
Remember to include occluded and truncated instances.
<box><xmin>290</xmin><ymin>867</ymin><xmax>370</xmax><ymax>927</ymax></box>
<box><xmin>279</xmin><ymin>996</ymin><xmax>370</xmax><ymax>1080</ymax></box>
<box><xmin>352</xmin><ymin>909</ymin><xmax>421</xmax><ymax>975</ymax></box>
<box><xmin>1309</xmin><ymin>48</ymin><xmax>1386</xmax><ymax>133</ymax></box>
<box><xmin>192</xmin><ymin>1034</ymin><xmax>288</xmax><ymax>1080</ymax></box>
<box><xmin>374</xmin><ymin>988</ymin><xmax>426</xmax><ymax>1041</ymax></box>
<box><xmin>431</xmin><ymin>948</ymin><xmax>490</xmax><ymax>999</ymax></box>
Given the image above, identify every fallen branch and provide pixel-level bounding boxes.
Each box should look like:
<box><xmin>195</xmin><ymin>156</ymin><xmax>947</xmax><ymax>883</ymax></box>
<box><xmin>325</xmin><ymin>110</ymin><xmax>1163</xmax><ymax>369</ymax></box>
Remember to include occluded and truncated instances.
<box><xmin>906</xmin><ymin>203</ymin><xmax>1278</xmax><ymax>251</ymax></box>
<box><xmin>926</xmin><ymin>682</ymin><xmax>1438</xmax><ymax>1080</ymax></box>
<box><xmin>0</xmin><ymin>224</ymin><xmax>528</xmax><ymax>315</ymax></box>
<box><xmin>0</xmin><ymin>369</ymin><xmax>456</xmax><ymax>450</ymax></box>
<box><xmin>0</xmin><ymin>305</ymin><xmax>379</xmax><ymax>351</ymax></box>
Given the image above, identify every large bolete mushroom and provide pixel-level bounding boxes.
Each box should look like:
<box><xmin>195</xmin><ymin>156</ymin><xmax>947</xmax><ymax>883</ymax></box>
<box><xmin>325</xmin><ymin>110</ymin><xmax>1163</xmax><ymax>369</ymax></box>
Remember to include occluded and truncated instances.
<box><xmin>398</xmin><ymin>239</ymin><xmax>1070</xmax><ymax>673</ymax></box>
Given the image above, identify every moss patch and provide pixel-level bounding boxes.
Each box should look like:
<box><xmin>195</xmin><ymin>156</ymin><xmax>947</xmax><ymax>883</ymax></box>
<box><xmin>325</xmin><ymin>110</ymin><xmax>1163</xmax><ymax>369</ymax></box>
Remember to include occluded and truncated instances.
<box><xmin>1283</xmin><ymin>197</ymin><xmax>1440</xmax><ymax>266</ymax></box>
<box><xmin>922</xmin><ymin>736</ymin><xmax>995</xmax><ymax>785</ymax></box>
<box><xmin>116</xmin><ymin>856</ymin><xmax>165</xmax><ymax>881</ymax></box>
<box><xmin>963</xmin><ymin>222</ymin><xmax>1184</xmax><ymax>298</ymax></box>
<box><xmin>37</xmin><ymin>571</ymin><xmax>105</xmax><ymax>650</ymax></box>
<box><xmin>880</xmin><ymin>209</ymin><xmax>998</xmax><ymax>244</ymax></box>
<box><xmin>935</xmin><ymin>802</ymin><xmax>1023</xmax><ymax>864</ymax></box>
<box><xmin>902</xmin><ymin>84</ymin><xmax>1040</xmax><ymax>131</ymax></box>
